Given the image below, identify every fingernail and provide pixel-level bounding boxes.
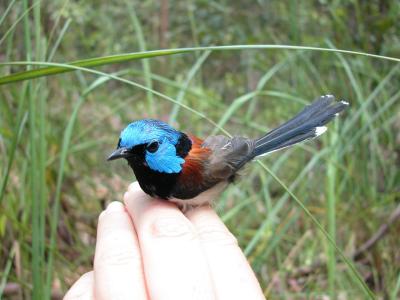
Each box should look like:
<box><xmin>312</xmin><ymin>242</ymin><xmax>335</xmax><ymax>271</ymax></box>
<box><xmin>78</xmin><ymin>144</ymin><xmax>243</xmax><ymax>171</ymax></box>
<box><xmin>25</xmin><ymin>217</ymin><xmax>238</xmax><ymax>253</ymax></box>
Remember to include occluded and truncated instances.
<box><xmin>106</xmin><ymin>201</ymin><xmax>125</xmax><ymax>212</ymax></box>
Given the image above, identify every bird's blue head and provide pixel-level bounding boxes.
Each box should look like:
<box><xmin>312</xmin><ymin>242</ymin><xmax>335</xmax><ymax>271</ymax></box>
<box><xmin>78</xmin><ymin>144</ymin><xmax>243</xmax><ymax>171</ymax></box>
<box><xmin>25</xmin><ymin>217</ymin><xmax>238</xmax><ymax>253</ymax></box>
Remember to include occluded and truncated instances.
<box><xmin>108</xmin><ymin>119</ymin><xmax>191</xmax><ymax>174</ymax></box>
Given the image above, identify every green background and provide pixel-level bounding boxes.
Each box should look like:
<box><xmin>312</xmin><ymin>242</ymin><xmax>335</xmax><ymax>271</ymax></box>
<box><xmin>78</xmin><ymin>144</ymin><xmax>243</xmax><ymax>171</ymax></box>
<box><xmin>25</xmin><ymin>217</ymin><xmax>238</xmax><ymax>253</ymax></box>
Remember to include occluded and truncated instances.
<box><xmin>0</xmin><ymin>0</ymin><xmax>399</xmax><ymax>299</ymax></box>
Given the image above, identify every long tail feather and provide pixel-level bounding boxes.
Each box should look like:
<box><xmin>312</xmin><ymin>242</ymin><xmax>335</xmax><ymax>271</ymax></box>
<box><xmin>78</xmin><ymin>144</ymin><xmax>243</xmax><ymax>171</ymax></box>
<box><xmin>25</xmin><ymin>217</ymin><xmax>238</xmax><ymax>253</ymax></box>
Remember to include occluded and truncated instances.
<box><xmin>252</xmin><ymin>95</ymin><xmax>348</xmax><ymax>157</ymax></box>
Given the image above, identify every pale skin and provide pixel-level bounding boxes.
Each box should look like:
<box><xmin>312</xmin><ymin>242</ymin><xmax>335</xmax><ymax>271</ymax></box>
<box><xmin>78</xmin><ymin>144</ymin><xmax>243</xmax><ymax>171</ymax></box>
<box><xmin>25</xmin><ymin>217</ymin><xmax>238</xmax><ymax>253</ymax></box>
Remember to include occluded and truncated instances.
<box><xmin>64</xmin><ymin>182</ymin><xmax>265</xmax><ymax>300</ymax></box>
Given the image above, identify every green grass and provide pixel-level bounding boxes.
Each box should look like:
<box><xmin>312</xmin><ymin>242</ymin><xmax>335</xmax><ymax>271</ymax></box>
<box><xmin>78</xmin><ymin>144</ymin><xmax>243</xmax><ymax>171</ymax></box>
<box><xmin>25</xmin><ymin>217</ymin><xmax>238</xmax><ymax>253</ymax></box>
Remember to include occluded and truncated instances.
<box><xmin>1</xmin><ymin>1</ymin><xmax>399</xmax><ymax>299</ymax></box>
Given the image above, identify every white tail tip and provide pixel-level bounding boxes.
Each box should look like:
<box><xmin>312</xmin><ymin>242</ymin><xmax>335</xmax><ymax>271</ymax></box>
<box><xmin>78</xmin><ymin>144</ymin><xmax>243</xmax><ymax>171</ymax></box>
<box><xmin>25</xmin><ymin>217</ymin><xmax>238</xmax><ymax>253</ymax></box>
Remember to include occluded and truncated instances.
<box><xmin>315</xmin><ymin>126</ymin><xmax>327</xmax><ymax>136</ymax></box>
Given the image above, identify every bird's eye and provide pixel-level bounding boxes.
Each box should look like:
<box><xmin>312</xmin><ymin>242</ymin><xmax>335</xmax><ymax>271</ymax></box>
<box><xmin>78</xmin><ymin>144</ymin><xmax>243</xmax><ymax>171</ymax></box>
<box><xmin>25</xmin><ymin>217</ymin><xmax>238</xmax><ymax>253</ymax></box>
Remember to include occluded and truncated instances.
<box><xmin>146</xmin><ymin>141</ymin><xmax>159</xmax><ymax>153</ymax></box>
<box><xmin>117</xmin><ymin>138</ymin><xmax>122</xmax><ymax>148</ymax></box>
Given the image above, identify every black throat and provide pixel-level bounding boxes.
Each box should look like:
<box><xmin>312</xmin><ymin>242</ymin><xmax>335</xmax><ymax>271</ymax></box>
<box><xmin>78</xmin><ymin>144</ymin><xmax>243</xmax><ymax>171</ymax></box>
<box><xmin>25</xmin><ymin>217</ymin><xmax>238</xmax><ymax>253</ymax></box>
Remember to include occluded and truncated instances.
<box><xmin>126</xmin><ymin>133</ymin><xmax>192</xmax><ymax>199</ymax></box>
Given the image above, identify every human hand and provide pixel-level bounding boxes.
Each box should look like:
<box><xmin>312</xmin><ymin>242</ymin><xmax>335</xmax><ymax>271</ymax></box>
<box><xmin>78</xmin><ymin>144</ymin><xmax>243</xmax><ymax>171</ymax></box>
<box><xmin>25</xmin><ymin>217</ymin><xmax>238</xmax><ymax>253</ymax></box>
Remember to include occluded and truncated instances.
<box><xmin>65</xmin><ymin>182</ymin><xmax>265</xmax><ymax>300</ymax></box>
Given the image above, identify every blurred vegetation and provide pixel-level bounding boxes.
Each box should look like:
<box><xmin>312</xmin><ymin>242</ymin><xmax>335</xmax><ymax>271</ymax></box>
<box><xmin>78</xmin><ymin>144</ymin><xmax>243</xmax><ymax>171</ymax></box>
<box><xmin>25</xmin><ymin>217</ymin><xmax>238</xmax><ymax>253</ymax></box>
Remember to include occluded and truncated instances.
<box><xmin>1</xmin><ymin>0</ymin><xmax>400</xmax><ymax>299</ymax></box>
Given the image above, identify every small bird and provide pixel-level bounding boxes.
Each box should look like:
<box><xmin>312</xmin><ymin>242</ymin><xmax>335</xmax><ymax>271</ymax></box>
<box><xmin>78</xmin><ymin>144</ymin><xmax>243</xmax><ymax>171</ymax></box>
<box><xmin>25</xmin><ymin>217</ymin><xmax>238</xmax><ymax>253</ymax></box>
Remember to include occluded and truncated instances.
<box><xmin>108</xmin><ymin>95</ymin><xmax>348</xmax><ymax>207</ymax></box>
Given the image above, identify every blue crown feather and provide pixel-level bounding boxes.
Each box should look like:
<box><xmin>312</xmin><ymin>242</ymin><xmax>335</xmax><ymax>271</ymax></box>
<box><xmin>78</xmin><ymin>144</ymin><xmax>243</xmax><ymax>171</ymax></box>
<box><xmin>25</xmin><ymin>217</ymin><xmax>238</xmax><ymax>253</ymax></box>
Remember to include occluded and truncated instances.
<box><xmin>119</xmin><ymin>119</ymin><xmax>185</xmax><ymax>173</ymax></box>
<box><xmin>120</xmin><ymin>119</ymin><xmax>180</xmax><ymax>148</ymax></box>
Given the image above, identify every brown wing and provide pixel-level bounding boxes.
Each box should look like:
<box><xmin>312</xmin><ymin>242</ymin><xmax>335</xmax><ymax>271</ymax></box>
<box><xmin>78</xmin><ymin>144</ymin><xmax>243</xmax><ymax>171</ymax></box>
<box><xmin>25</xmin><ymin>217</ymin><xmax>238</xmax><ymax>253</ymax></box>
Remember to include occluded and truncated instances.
<box><xmin>202</xmin><ymin>135</ymin><xmax>255</xmax><ymax>181</ymax></box>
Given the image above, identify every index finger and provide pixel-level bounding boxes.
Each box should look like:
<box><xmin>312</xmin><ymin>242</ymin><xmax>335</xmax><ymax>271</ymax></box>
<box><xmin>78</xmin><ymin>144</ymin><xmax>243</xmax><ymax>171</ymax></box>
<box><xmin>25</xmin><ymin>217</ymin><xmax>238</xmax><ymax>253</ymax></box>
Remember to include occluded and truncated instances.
<box><xmin>94</xmin><ymin>201</ymin><xmax>148</xmax><ymax>300</ymax></box>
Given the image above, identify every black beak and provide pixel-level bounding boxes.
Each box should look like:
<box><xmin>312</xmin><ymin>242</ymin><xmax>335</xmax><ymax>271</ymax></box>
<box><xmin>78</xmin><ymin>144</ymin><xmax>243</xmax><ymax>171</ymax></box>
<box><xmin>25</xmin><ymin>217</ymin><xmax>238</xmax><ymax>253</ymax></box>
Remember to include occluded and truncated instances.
<box><xmin>107</xmin><ymin>147</ymin><xmax>130</xmax><ymax>161</ymax></box>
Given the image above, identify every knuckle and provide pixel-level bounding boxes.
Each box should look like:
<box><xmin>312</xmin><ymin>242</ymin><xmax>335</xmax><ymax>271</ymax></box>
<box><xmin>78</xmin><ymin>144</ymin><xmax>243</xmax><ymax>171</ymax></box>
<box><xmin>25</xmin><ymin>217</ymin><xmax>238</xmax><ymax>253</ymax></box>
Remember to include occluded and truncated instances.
<box><xmin>123</xmin><ymin>191</ymin><xmax>130</xmax><ymax>204</ymax></box>
<box><xmin>149</xmin><ymin>216</ymin><xmax>195</xmax><ymax>240</ymax></box>
<box><xmin>79</xmin><ymin>271</ymin><xmax>93</xmax><ymax>281</ymax></box>
<box><xmin>106</xmin><ymin>201</ymin><xmax>124</xmax><ymax>212</ymax></box>
<box><xmin>128</xmin><ymin>181</ymin><xmax>139</xmax><ymax>192</ymax></box>
<box><xmin>96</xmin><ymin>244</ymin><xmax>140</xmax><ymax>267</ymax></box>
<box><xmin>197</xmin><ymin>224</ymin><xmax>238</xmax><ymax>247</ymax></box>
<box><xmin>95</xmin><ymin>224</ymin><xmax>141</xmax><ymax>268</ymax></box>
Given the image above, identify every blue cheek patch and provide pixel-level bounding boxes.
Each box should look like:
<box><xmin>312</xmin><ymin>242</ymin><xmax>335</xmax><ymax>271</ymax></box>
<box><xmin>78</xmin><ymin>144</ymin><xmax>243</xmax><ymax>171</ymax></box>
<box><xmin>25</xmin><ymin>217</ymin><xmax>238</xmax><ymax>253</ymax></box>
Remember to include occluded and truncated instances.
<box><xmin>145</xmin><ymin>141</ymin><xmax>185</xmax><ymax>173</ymax></box>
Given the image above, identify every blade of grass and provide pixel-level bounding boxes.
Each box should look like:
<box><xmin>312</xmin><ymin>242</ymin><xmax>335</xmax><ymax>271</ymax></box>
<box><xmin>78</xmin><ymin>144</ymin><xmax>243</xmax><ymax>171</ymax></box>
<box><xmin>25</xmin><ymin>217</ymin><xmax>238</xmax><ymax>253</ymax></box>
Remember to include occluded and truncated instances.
<box><xmin>244</xmin><ymin>148</ymin><xmax>328</xmax><ymax>256</ymax></box>
<box><xmin>0</xmin><ymin>244</ymin><xmax>16</xmax><ymax>298</ymax></box>
<box><xmin>169</xmin><ymin>50</ymin><xmax>211</xmax><ymax>123</ymax></box>
<box><xmin>391</xmin><ymin>272</ymin><xmax>400</xmax><ymax>300</ymax></box>
<box><xmin>339</xmin><ymin>89</ymin><xmax>400</xmax><ymax>157</ymax></box>
<box><xmin>126</xmin><ymin>0</ymin><xmax>155</xmax><ymax>114</ymax></box>
<box><xmin>341</xmin><ymin>64</ymin><xmax>399</xmax><ymax>136</ymax></box>
<box><xmin>33</xmin><ymin>4</ymin><xmax>48</xmax><ymax>300</ymax></box>
<box><xmin>326</xmin><ymin>120</ymin><xmax>339</xmax><ymax>298</ymax></box>
<box><xmin>251</xmin><ymin>149</ymin><xmax>328</xmax><ymax>262</ymax></box>
<box><xmin>21</xmin><ymin>0</ymin><xmax>43</xmax><ymax>298</ymax></box>
<box><xmin>0</xmin><ymin>61</ymin><xmax>230</xmax><ymax>135</ymax></box>
<box><xmin>1</xmin><ymin>45</ymin><xmax>400</xmax><ymax>85</ymax></box>
<box><xmin>245</xmin><ymin>51</ymin><xmax>302</xmax><ymax>122</ymax></box>
<box><xmin>221</xmin><ymin>198</ymin><xmax>256</xmax><ymax>222</ymax></box>
<box><xmin>187</xmin><ymin>0</ymin><xmax>200</xmax><ymax>47</ymax></box>
<box><xmin>328</xmin><ymin>40</ymin><xmax>383</xmax><ymax>208</ymax></box>
<box><xmin>0</xmin><ymin>0</ymin><xmax>18</xmax><ymax>27</ymax></box>
<box><xmin>45</xmin><ymin>76</ymin><xmax>113</xmax><ymax>298</ymax></box>
<box><xmin>258</xmin><ymin>160</ymin><xmax>375</xmax><ymax>299</ymax></box>
<box><xmin>47</xmin><ymin>18</ymin><xmax>72</xmax><ymax>61</ymax></box>
<box><xmin>0</xmin><ymin>111</ymin><xmax>28</xmax><ymax>205</ymax></box>
<box><xmin>0</xmin><ymin>1</ymin><xmax>39</xmax><ymax>46</ymax></box>
<box><xmin>211</xmin><ymin>91</ymin><xmax>259</xmax><ymax>135</ymax></box>
<box><xmin>46</xmin><ymin>0</ymin><xmax>71</xmax><ymax>52</ymax></box>
<box><xmin>0</xmin><ymin>48</ymin><xmax>191</xmax><ymax>83</ymax></box>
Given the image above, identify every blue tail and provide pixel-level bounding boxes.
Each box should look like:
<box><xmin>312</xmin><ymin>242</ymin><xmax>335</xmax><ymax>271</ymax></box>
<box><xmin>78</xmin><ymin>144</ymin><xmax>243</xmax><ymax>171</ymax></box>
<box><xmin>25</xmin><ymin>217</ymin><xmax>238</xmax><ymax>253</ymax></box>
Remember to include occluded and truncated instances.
<box><xmin>252</xmin><ymin>95</ymin><xmax>348</xmax><ymax>157</ymax></box>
